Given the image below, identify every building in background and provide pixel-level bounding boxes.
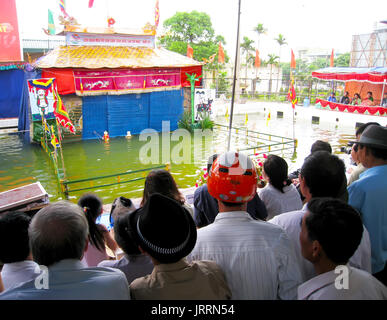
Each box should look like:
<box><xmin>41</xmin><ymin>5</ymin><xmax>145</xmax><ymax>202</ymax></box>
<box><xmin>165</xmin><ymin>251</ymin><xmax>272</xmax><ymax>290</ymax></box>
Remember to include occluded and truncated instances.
<box><xmin>350</xmin><ymin>21</ymin><xmax>387</xmax><ymax>68</ymax></box>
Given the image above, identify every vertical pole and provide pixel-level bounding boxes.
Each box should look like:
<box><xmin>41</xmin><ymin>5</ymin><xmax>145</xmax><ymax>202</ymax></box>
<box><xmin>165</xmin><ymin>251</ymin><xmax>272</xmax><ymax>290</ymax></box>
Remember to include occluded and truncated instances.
<box><xmin>227</xmin><ymin>0</ymin><xmax>242</xmax><ymax>151</ymax></box>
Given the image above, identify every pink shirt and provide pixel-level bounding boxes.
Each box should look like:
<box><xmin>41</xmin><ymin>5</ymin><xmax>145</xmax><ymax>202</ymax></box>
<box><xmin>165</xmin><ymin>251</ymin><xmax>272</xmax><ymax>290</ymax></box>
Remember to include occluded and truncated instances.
<box><xmin>81</xmin><ymin>225</ymin><xmax>109</xmax><ymax>267</ymax></box>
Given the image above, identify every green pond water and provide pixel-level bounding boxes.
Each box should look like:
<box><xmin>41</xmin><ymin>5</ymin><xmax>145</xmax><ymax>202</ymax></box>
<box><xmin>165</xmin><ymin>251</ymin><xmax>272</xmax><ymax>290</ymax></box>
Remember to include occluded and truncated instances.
<box><xmin>0</xmin><ymin>111</ymin><xmax>356</xmax><ymax>205</ymax></box>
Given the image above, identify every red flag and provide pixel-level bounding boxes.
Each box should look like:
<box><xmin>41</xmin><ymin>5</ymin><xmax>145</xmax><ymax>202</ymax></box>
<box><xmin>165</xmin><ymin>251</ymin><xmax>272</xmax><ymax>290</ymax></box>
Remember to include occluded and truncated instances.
<box><xmin>290</xmin><ymin>49</ymin><xmax>296</xmax><ymax>69</ymax></box>
<box><xmin>255</xmin><ymin>49</ymin><xmax>260</xmax><ymax>68</ymax></box>
<box><xmin>287</xmin><ymin>79</ymin><xmax>298</xmax><ymax>109</ymax></box>
<box><xmin>155</xmin><ymin>0</ymin><xmax>160</xmax><ymax>28</ymax></box>
<box><xmin>218</xmin><ymin>42</ymin><xmax>225</xmax><ymax>64</ymax></box>
<box><xmin>330</xmin><ymin>49</ymin><xmax>334</xmax><ymax>67</ymax></box>
<box><xmin>88</xmin><ymin>0</ymin><xmax>94</xmax><ymax>8</ymax></box>
<box><xmin>187</xmin><ymin>44</ymin><xmax>193</xmax><ymax>59</ymax></box>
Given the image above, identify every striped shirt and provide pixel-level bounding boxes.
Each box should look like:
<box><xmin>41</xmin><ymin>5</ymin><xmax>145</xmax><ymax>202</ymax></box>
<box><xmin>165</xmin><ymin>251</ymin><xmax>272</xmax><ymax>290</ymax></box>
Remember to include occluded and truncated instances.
<box><xmin>188</xmin><ymin>211</ymin><xmax>302</xmax><ymax>300</ymax></box>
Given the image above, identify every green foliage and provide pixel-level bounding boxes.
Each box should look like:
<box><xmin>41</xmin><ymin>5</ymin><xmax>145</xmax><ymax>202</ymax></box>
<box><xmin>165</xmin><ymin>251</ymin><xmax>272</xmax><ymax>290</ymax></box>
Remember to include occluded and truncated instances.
<box><xmin>159</xmin><ymin>11</ymin><xmax>229</xmax><ymax>71</ymax></box>
<box><xmin>198</xmin><ymin>112</ymin><xmax>214</xmax><ymax>130</ymax></box>
<box><xmin>335</xmin><ymin>53</ymin><xmax>350</xmax><ymax>67</ymax></box>
<box><xmin>178</xmin><ymin>110</ymin><xmax>193</xmax><ymax>133</ymax></box>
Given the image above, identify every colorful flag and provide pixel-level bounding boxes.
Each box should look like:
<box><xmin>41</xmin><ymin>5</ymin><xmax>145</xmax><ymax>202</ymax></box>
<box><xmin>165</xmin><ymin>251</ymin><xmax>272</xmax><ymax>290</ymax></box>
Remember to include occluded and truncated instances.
<box><xmin>330</xmin><ymin>49</ymin><xmax>334</xmax><ymax>67</ymax></box>
<box><xmin>59</xmin><ymin>0</ymin><xmax>69</xmax><ymax>18</ymax></box>
<box><xmin>52</xmin><ymin>81</ymin><xmax>76</xmax><ymax>133</ymax></box>
<box><xmin>202</xmin><ymin>53</ymin><xmax>216</xmax><ymax>64</ymax></box>
<box><xmin>290</xmin><ymin>49</ymin><xmax>296</xmax><ymax>69</ymax></box>
<box><xmin>287</xmin><ymin>79</ymin><xmax>298</xmax><ymax>109</ymax></box>
<box><xmin>48</xmin><ymin>9</ymin><xmax>55</xmax><ymax>35</ymax></box>
<box><xmin>218</xmin><ymin>42</ymin><xmax>225</xmax><ymax>64</ymax></box>
<box><xmin>88</xmin><ymin>0</ymin><xmax>94</xmax><ymax>8</ymax></box>
<box><xmin>187</xmin><ymin>44</ymin><xmax>193</xmax><ymax>59</ymax></box>
<box><xmin>255</xmin><ymin>49</ymin><xmax>260</xmax><ymax>68</ymax></box>
<box><xmin>155</xmin><ymin>0</ymin><xmax>160</xmax><ymax>28</ymax></box>
<box><xmin>50</xmin><ymin>125</ymin><xmax>60</xmax><ymax>149</ymax></box>
<box><xmin>266</xmin><ymin>111</ymin><xmax>271</xmax><ymax>126</ymax></box>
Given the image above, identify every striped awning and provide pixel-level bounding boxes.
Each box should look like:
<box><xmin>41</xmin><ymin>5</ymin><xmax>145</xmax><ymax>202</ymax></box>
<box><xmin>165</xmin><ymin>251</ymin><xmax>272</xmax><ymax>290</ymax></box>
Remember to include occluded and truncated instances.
<box><xmin>35</xmin><ymin>46</ymin><xmax>203</xmax><ymax>69</ymax></box>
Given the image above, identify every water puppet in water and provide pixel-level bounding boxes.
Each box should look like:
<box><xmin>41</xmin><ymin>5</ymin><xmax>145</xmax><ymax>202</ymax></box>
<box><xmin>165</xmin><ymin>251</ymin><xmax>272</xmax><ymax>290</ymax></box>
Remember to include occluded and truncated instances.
<box><xmin>126</xmin><ymin>131</ymin><xmax>132</xmax><ymax>139</ymax></box>
<box><xmin>103</xmin><ymin>131</ymin><xmax>110</xmax><ymax>142</ymax></box>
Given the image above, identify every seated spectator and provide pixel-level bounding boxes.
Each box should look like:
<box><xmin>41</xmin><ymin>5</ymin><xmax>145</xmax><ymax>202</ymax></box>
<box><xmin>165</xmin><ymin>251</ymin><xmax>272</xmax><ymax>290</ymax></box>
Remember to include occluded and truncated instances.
<box><xmin>351</xmin><ymin>93</ymin><xmax>362</xmax><ymax>106</ymax></box>
<box><xmin>129</xmin><ymin>193</ymin><xmax>231</xmax><ymax>300</ymax></box>
<box><xmin>0</xmin><ymin>211</ymin><xmax>39</xmax><ymax>290</ymax></box>
<box><xmin>0</xmin><ymin>201</ymin><xmax>130</xmax><ymax>300</ymax></box>
<box><xmin>270</xmin><ymin>151</ymin><xmax>372</xmax><ymax>282</ymax></box>
<box><xmin>340</xmin><ymin>91</ymin><xmax>350</xmax><ymax>104</ymax></box>
<box><xmin>141</xmin><ymin>169</ymin><xmax>193</xmax><ymax>217</ymax></box>
<box><xmin>298</xmin><ymin>198</ymin><xmax>387</xmax><ymax>300</ymax></box>
<box><xmin>258</xmin><ymin>155</ymin><xmax>302</xmax><ymax>220</ymax></box>
<box><xmin>189</xmin><ymin>151</ymin><xmax>302</xmax><ymax>300</ymax></box>
<box><xmin>365</xmin><ymin>91</ymin><xmax>374</xmax><ymax>102</ymax></box>
<box><xmin>347</xmin><ymin>122</ymin><xmax>381</xmax><ymax>186</ymax></box>
<box><xmin>194</xmin><ymin>154</ymin><xmax>267</xmax><ymax>227</ymax></box>
<box><xmin>382</xmin><ymin>92</ymin><xmax>387</xmax><ymax>107</ymax></box>
<box><xmin>98</xmin><ymin>207</ymin><xmax>154</xmax><ymax>284</ymax></box>
<box><xmin>327</xmin><ymin>92</ymin><xmax>337</xmax><ymax>102</ymax></box>
<box><xmin>78</xmin><ymin>193</ymin><xmax>118</xmax><ymax>267</ymax></box>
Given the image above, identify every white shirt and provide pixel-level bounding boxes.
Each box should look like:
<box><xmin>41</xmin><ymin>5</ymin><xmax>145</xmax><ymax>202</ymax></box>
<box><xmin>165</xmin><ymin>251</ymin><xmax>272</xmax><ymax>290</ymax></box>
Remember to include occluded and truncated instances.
<box><xmin>258</xmin><ymin>184</ymin><xmax>303</xmax><ymax>220</ymax></box>
<box><xmin>0</xmin><ymin>259</ymin><xmax>130</xmax><ymax>300</ymax></box>
<box><xmin>298</xmin><ymin>266</ymin><xmax>387</xmax><ymax>300</ymax></box>
<box><xmin>1</xmin><ymin>260</ymin><xmax>40</xmax><ymax>291</ymax></box>
<box><xmin>188</xmin><ymin>211</ymin><xmax>302</xmax><ymax>300</ymax></box>
<box><xmin>269</xmin><ymin>204</ymin><xmax>372</xmax><ymax>282</ymax></box>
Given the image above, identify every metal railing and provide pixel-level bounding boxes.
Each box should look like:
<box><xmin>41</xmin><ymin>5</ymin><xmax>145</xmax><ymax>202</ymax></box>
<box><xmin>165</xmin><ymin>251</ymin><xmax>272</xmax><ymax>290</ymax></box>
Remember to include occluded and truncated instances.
<box><xmin>60</xmin><ymin>164</ymin><xmax>169</xmax><ymax>199</ymax></box>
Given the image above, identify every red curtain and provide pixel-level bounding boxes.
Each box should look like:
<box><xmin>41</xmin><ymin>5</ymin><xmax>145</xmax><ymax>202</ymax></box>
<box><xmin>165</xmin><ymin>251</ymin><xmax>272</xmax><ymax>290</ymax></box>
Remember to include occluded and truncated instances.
<box><xmin>41</xmin><ymin>69</ymin><xmax>75</xmax><ymax>95</ymax></box>
<box><xmin>181</xmin><ymin>66</ymin><xmax>202</xmax><ymax>87</ymax></box>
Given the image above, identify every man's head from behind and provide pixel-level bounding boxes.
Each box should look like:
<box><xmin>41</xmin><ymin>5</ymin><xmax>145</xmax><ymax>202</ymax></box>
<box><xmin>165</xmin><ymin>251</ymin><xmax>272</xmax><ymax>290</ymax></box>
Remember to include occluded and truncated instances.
<box><xmin>300</xmin><ymin>151</ymin><xmax>345</xmax><ymax>200</ymax></box>
<box><xmin>310</xmin><ymin>140</ymin><xmax>332</xmax><ymax>154</ymax></box>
<box><xmin>29</xmin><ymin>201</ymin><xmax>89</xmax><ymax>267</ymax></box>
<box><xmin>0</xmin><ymin>211</ymin><xmax>32</xmax><ymax>264</ymax></box>
<box><xmin>300</xmin><ymin>198</ymin><xmax>363</xmax><ymax>266</ymax></box>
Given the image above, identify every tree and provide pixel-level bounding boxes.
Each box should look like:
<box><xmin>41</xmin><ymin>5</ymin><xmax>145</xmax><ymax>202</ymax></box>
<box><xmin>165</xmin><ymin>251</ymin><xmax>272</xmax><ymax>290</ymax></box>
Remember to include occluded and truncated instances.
<box><xmin>159</xmin><ymin>11</ymin><xmax>228</xmax><ymax>70</ymax></box>
<box><xmin>240</xmin><ymin>36</ymin><xmax>255</xmax><ymax>88</ymax></box>
<box><xmin>274</xmin><ymin>34</ymin><xmax>287</xmax><ymax>91</ymax></box>
<box><xmin>335</xmin><ymin>53</ymin><xmax>350</xmax><ymax>67</ymax></box>
<box><xmin>253</xmin><ymin>23</ymin><xmax>267</xmax><ymax>50</ymax></box>
<box><xmin>265</xmin><ymin>54</ymin><xmax>280</xmax><ymax>93</ymax></box>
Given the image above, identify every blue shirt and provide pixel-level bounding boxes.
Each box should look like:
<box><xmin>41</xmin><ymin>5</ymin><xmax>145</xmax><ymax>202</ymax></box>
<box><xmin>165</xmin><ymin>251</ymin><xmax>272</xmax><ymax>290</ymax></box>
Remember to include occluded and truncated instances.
<box><xmin>348</xmin><ymin>165</ymin><xmax>387</xmax><ymax>273</ymax></box>
<box><xmin>327</xmin><ymin>96</ymin><xmax>337</xmax><ymax>102</ymax></box>
<box><xmin>0</xmin><ymin>259</ymin><xmax>130</xmax><ymax>300</ymax></box>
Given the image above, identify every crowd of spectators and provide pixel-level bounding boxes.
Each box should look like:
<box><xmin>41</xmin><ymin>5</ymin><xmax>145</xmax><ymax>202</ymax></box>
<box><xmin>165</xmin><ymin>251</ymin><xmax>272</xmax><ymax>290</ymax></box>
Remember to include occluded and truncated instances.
<box><xmin>1</xmin><ymin>123</ymin><xmax>387</xmax><ymax>300</ymax></box>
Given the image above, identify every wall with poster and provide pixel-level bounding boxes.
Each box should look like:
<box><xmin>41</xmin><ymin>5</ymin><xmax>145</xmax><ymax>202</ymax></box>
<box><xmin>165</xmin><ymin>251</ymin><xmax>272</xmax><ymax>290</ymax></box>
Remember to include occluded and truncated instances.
<box><xmin>0</xmin><ymin>0</ymin><xmax>22</xmax><ymax>62</ymax></box>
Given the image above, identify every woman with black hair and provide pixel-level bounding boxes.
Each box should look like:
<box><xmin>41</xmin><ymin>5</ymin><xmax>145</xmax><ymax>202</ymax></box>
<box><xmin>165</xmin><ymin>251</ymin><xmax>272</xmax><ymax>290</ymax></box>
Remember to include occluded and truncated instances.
<box><xmin>78</xmin><ymin>193</ymin><xmax>118</xmax><ymax>267</ymax></box>
<box><xmin>141</xmin><ymin>169</ymin><xmax>193</xmax><ymax>217</ymax></box>
<box><xmin>258</xmin><ymin>155</ymin><xmax>303</xmax><ymax>220</ymax></box>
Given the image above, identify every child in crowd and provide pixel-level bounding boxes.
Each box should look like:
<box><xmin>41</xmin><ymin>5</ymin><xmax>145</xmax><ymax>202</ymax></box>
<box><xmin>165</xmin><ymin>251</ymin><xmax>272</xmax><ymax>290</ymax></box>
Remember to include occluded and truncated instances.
<box><xmin>259</xmin><ymin>154</ymin><xmax>303</xmax><ymax>220</ymax></box>
<box><xmin>98</xmin><ymin>206</ymin><xmax>154</xmax><ymax>284</ymax></box>
<box><xmin>78</xmin><ymin>193</ymin><xmax>118</xmax><ymax>267</ymax></box>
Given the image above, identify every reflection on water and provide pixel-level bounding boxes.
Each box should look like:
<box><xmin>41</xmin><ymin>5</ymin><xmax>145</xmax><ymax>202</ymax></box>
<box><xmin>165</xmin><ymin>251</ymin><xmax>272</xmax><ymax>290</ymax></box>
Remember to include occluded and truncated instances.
<box><xmin>0</xmin><ymin>112</ymin><xmax>358</xmax><ymax>205</ymax></box>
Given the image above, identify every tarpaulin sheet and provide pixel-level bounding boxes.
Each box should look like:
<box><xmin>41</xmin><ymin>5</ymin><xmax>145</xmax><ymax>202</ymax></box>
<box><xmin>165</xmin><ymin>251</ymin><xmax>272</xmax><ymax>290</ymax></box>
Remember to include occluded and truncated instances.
<box><xmin>41</xmin><ymin>69</ymin><xmax>75</xmax><ymax>95</ymax></box>
<box><xmin>0</xmin><ymin>69</ymin><xmax>24</xmax><ymax>118</ymax></box>
<box><xmin>315</xmin><ymin>99</ymin><xmax>387</xmax><ymax>116</ymax></box>
<box><xmin>312</xmin><ymin>67</ymin><xmax>387</xmax><ymax>83</ymax></box>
